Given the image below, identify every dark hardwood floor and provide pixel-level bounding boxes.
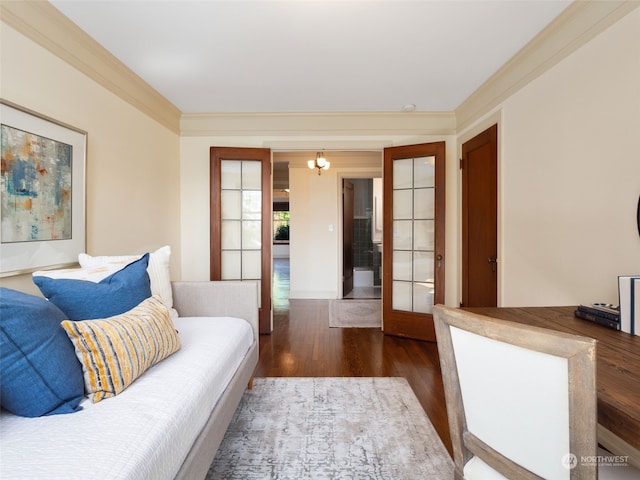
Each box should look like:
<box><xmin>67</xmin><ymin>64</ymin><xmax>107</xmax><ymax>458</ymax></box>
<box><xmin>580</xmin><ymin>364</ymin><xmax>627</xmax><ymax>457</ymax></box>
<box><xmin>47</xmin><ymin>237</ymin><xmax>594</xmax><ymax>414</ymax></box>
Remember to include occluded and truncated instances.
<box><xmin>255</xmin><ymin>259</ymin><xmax>452</xmax><ymax>454</ymax></box>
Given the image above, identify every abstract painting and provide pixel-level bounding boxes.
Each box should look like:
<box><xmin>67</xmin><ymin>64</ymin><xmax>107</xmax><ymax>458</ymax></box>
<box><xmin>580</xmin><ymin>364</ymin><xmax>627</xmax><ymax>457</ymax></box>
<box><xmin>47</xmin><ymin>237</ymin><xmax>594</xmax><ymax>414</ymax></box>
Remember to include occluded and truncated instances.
<box><xmin>0</xmin><ymin>102</ymin><xmax>86</xmax><ymax>276</ymax></box>
<box><xmin>1</xmin><ymin>125</ymin><xmax>73</xmax><ymax>242</ymax></box>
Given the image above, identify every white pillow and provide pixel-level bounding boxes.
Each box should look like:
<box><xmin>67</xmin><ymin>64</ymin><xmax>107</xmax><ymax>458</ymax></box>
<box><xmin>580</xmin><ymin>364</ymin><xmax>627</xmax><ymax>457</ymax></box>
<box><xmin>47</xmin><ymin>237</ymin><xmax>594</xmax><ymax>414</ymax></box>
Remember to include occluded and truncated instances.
<box><xmin>78</xmin><ymin>246</ymin><xmax>177</xmax><ymax>318</ymax></box>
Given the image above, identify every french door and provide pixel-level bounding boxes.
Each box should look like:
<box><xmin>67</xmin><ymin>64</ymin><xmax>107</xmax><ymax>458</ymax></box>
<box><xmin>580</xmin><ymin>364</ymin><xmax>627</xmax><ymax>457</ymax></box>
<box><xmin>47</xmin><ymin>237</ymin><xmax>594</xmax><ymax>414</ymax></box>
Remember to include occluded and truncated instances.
<box><xmin>382</xmin><ymin>142</ymin><xmax>446</xmax><ymax>342</ymax></box>
<box><xmin>210</xmin><ymin>147</ymin><xmax>272</xmax><ymax>334</ymax></box>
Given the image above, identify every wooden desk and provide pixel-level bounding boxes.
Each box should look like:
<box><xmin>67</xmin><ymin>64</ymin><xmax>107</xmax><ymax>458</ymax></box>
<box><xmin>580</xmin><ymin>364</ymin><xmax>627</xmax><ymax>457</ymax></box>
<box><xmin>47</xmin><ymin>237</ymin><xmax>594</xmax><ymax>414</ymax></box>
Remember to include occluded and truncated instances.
<box><xmin>464</xmin><ymin>306</ymin><xmax>640</xmax><ymax>453</ymax></box>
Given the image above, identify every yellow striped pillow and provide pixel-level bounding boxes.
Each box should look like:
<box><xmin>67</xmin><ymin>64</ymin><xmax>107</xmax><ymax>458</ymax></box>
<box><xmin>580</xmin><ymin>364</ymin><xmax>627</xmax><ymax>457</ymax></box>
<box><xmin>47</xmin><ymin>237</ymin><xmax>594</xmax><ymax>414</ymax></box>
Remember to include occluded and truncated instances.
<box><xmin>61</xmin><ymin>295</ymin><xmax>181</xmax><ymax>403</ymax></box>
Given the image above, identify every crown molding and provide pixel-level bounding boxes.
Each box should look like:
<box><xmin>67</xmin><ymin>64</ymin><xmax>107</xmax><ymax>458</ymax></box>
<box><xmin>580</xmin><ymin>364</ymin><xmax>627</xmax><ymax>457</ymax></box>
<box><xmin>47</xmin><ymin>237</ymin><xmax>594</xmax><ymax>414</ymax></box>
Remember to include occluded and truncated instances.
<box><xmin>455</xmin><ymin>0</ymin><xmax>640</xmax><ymax>132</ymax></box>
<box><xmin>1</xmin><ymin>1</ymin><xmax>181</xmax><ymax>134</ymax></box>
<box><xmin>3</xmin><ymin>1</ymin><xmax>636</xmax><ymax>138</ymax></box>
<box><xmin>180</xmin><ymin>111</ymin><xmax>456</xmax><ymax>137</ymax></box>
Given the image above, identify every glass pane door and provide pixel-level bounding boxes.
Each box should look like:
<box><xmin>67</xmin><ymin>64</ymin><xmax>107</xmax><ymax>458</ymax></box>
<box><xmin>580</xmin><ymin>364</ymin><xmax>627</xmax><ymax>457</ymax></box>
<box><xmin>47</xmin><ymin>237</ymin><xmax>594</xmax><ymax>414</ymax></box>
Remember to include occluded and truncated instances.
<box><xmin>210</xmin><ymin>147</ymin><xmax>272</xmax><ymax>334</ymax></box>
<box><xmin>392</xmin><ymin>156</ymin><xmax>435</xmax><ymax>314</ymax></box>
<box><xmin>220</xmin><ymin>160</ymin><xmax>262</xmax><ymax>299</ymax></box>
<box><xmin>383</xmin><ymin>142</ymin><xmax>445</xmax><ymax>342</ymax></box>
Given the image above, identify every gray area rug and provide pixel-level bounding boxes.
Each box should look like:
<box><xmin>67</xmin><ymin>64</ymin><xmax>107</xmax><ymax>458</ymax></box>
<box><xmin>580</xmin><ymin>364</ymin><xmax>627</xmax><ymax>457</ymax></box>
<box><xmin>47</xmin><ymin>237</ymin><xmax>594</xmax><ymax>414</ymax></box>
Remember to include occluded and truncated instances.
<box><xmin>207</xmin><ymin>377</ymin><xmax>454</xmax><ymax>479</ymax></box>
<box><xmin>329</xmin><ymin>299</ymin><xmax>382</xmax><ymax>328</ymax></box>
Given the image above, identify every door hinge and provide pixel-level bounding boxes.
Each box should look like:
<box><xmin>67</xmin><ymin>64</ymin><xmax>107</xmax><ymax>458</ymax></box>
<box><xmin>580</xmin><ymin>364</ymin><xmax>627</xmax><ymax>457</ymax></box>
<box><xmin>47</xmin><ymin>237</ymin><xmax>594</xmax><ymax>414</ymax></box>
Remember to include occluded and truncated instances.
<box><xmin>459</xmin><ymin>158</ymin><xmax>464</xmax><ymax>170</ymax></box>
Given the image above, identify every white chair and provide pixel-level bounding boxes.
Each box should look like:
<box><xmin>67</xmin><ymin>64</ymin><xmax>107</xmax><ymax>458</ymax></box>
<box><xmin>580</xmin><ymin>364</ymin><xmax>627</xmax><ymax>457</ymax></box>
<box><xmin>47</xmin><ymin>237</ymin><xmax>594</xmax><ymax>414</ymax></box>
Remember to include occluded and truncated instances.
<box><xmin>433</xmin><ymin>305</ymin><xmax>640</xmax><ymax>480</ymax></box>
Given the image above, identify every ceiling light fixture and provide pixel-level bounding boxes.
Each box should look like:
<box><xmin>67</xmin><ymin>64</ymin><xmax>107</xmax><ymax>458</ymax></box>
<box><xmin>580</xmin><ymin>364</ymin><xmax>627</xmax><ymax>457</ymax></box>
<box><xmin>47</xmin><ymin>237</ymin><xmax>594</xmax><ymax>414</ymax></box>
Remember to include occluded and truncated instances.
<box><xmin>308</xmin><ymin>151</ymin><xmax>330</xmax><ymax>175</ymax></box>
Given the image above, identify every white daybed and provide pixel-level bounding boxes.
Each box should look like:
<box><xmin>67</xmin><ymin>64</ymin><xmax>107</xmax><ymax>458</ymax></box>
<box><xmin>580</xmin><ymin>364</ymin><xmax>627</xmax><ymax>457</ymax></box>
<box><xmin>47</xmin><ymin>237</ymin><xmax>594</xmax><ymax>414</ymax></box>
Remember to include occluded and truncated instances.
<box><xmin>0</xmin><ymin>281</ymin><xmax>259</xmax><ymax>480</ymax></box>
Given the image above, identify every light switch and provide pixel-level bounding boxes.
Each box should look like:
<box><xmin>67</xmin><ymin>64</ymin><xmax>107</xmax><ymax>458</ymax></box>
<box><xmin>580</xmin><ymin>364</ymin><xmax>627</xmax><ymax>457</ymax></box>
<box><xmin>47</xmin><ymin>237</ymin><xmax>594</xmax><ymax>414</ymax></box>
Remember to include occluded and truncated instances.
<box><xmin>328</xmin><ymin>224</ymin><xmax>334</xmax><ymax>232</ymax></box>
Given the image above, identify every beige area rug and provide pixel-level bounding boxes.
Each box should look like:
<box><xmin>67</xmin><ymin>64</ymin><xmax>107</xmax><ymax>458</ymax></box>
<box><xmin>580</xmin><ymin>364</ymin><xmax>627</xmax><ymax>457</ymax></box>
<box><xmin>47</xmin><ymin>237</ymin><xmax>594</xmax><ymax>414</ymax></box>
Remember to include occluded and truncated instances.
<box><xmin>207</xmin><ymin>377</ymin><xmax>454</xmax><ymax>479</ymax></box>
<box><xmin>329</xmin><ymin>299</ymin><xmax>382</xmax><ymax>328</ymax></box>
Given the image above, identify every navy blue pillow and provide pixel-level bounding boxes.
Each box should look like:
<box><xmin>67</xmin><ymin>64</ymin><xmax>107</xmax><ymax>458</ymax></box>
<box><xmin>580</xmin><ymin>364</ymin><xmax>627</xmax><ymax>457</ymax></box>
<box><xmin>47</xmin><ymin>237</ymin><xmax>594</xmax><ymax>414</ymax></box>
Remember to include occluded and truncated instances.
<box><xmin>33</xmin><ymin>253</ymin><xmax>152</xmax><ymax>320</ymax></box>
<box><xmin>0</xmin><ymin>288</ymin><xmax>84</xmax><ymax>417</ymax></box>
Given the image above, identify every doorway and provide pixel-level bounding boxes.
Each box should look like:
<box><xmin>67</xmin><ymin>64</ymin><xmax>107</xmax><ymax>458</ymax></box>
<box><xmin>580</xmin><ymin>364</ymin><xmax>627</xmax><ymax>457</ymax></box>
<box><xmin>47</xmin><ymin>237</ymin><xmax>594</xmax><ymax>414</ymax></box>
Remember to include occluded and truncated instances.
<box><xmin>272</xmin><ymin>150</ymin><xmax>382</xmax><ymax>303</ymax></box>
<box><xmin>272</xmin><ymin>160</ymin><xmax>290</xmax><ymax>312</ymax></box>
<box><xmin>343</xmin><ymin>177</ymin><xmax>382</xmax><ymax>299</ymax></box>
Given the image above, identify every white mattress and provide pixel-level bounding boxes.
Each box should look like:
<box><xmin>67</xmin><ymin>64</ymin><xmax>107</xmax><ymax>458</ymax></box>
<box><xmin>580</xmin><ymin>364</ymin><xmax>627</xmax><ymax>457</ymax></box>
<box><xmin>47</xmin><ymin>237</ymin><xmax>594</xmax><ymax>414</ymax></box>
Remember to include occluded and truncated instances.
<box><xmin>0</xmin><ymin>316</ymin><xmax>253</xmax><ymax>480</ymax></box>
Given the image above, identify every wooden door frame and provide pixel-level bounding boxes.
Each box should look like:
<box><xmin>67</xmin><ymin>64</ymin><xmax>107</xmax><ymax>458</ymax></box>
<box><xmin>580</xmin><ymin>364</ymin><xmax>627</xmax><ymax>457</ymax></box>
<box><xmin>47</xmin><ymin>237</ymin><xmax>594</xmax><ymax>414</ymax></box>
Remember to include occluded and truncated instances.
<box><xmin>383</xmin><ymin>142</ymin><xmax>446</xmax><ymax>342</ymax></box>
<box><xmin>210</xmin><ymin>147</ymin><xmax>272</xmax><ymax>334</ymax></box>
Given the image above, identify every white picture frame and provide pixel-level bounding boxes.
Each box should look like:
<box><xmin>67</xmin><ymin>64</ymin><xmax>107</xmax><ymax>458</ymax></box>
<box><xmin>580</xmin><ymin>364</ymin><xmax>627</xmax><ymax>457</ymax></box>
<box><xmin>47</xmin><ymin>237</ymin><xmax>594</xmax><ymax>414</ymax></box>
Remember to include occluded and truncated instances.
<box><xmin>0</xmin><ymin>101</ymin><xmax>87</xmax><ymax>276</ymax></box>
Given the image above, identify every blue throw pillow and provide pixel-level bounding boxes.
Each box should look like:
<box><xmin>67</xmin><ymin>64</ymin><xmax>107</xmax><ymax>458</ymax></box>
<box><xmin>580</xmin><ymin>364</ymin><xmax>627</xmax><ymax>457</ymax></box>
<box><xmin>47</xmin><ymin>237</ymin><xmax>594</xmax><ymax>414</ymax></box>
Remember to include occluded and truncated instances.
<box><xmin>33</xmin><ymin>253</ymin><xmax>152</xmax><ymax>320</ymax></box>
<box><xmin>0</xmin><ymin>288</ymin><xmax>84</xmax><ymax>417</ymax></box>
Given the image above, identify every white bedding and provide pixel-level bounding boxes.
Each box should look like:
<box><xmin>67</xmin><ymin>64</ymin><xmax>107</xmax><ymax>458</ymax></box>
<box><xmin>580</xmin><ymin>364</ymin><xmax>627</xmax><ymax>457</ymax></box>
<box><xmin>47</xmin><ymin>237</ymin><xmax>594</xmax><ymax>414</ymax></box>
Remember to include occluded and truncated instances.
<box><xmin>0</xmin><ymin>316</ymin><xmax>253</xmax><ymax>480</ymax></box>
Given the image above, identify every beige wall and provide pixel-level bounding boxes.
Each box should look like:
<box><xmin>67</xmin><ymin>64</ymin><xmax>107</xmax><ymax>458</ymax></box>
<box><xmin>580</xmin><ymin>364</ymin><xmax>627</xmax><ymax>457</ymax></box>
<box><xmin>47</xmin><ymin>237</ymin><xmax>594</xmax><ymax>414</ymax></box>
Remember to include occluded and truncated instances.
<box><xmin>3</xmin><ymin>5</ymin><xmax>638</xmax><ymax>310</ymax></box>
<box><xmin>0</xmin><ymin>24</ymin><xmax>181</xmax><ymax>294</ymax></box>
<box><xmin>461</xmin><ymin>8</ymin><xmax>640</xmax><ymax>306</ymax></box>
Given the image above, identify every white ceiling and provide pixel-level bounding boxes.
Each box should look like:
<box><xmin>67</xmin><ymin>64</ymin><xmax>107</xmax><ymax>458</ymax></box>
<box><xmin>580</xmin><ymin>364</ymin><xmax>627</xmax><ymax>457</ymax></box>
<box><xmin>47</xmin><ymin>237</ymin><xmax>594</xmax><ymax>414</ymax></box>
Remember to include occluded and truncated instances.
<box><xmin>49</xmin><ymin>0</ymin><xmax>571</xmax><ymax>114</ymax></box>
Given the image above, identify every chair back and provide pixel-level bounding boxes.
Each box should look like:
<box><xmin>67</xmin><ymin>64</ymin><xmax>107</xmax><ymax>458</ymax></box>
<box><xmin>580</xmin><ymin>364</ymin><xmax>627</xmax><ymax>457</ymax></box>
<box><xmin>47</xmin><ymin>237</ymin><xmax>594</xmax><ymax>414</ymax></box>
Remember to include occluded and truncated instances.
<box><xmin>433</xmin><ymin>305</ymin><xmax>597</xmax><ymax>480</ymax></box>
